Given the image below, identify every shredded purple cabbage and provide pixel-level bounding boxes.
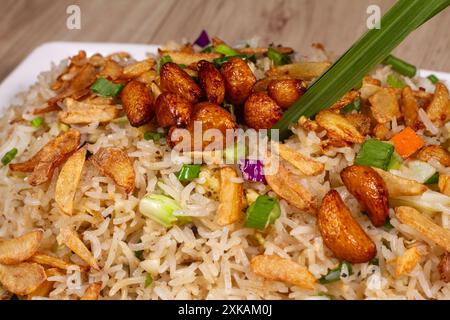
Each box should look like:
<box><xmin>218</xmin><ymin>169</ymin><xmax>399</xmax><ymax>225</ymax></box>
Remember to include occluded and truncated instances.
<box><xmin>239</xmin><ymin>159</ymin><xmax>265</xmax><ymax>183</ymax></box>
<box><xmin>194</xmin><ymin>30</ymin><xmax>210</xmax><ymax>48</ymax></box>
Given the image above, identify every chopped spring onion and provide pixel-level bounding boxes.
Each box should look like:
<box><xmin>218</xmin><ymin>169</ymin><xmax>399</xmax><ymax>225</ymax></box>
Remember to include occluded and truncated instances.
<box><xmin>91</xmin><ymin>78</ymin><xmax>124</xmax><ymax>97</ymax></box>
<box><xmin>144</xmin><ymin>273</ymin><xmax>153</xmax><ymax>288</ymax></box>
<box><xmin>317</xmin><ymin>292</ymin><xmax>334</xmax><ymax>300</ymax></box>
<box><xmin>1</xmin><ymin>148</ymin><xmax>18</xmax><ymax>165</ymax></box>
<box><xmin>157</xmin><ymin>55</ymin><xmax>173</xmax><ymax>74</ymax></box>
<box><xmin>386</xmin><ymin>73</ymin><xmax>406</xmax><ymax>88</ymax></box>
<box><xmin>30</xmin><ymin>117</ymin><xmax>44</xmax><ymax>128</ymax></box>
<box><xmin>214</xmin><ymin>44</ymin><xmax>238</xmax><ymax>57</ymax></box>
<box><xmin>134</xmin><ymin>250</ymin><xmax>144</xmax><ymax>260</ymax></box>
<box><xmin>384</xmin><ymin>218</ymin><xmax>394</xmax><ymax>231</ymax></box>
<box><xmin>340</xmin><ymin>98</ymin><xmax>361</xmax><ymax>113</ymax></box>
<box><xmin>271</xmin><ymin>0</ymin><xmax>449</xmax><ymax>140</ymax></box>
<box><xmin>245</xmin><ymin>195</ymin><xmax>280</xmax><ymax>230</ymax></box>
<box><xmin>212</xmin><ymin>54</ymin><xmax>249</xmax><ymax>68</ymax></box>
<box><xmin>425</xmin><ymin>172</ymin><xmax>439</xmax><ymax>184</ymax></box>
<box><xmin>387</xmin><ymin>152</ymin><xmax>403</xmax><ymax>170</ymax></box>
<box><xmin>390</xmin><ymin>190</ymin><xmax>450</xmax><ymax>214</ymax></box>
<box><xmin>139</xmin><ymin>194</ymin><xmax>189</xmax><ymax>228</ymax></box>
<box><xmin>178</xmin><ymin>64</ymin><xmax>188</xmax><ymax>69</ymax></box>
<box><xmin>355</xmin><ymin>139</ymin><xmax>394</xmax><ymax>170</ymax></box>
<box><xmin>427</xmin><ymin>74</ymin><xmax>439</xmax><ymax>84</ymax></box>
<box><xmin>383</xmin><ymin>55</ymin><xmax>417</xmax><ymax>78</ymax></box>
<box><xmin>177</xmin><ymin>164</ymin><xmax>201</xmax><ymax>181</ymax></box>
<box><xmin>396</xmin><ymin>160</ymin><xmax>436</xmax><ymax>183</ymax></box>
<box><xmin>223</xmin><ymin>142</ymin><xmax>246</xmax><ymax>163</ymax></box>
<box><xmin>144</xmin><ymin>131</ymin><xmax>164</xmax><ymax>142</ymax></box>
<box><xmin>319</xmin><ymin>262</ymin><xmax>353</xmax><ymax>284</ymax></box>
<box><xmin>267</xmin><ymin>47</ymin><xmax>291</xmax><ymax>66</ymax></box>
<box><xmin>201</xmin><ymin>45</ymin><xmax>213</xmax><ymax>53</ymax></box>
<box><xmin>223</xmin><ymin>101</ymin><xmax>236</xmax><ymax>120</ymax></box>
<box><xmin>369</xmin><ymin>257</ymin><xmax>380</xmax><ymax>266</ymax></box>
<box><xmin>112</xmin><ymin>116</ymin><xmax>129</xmax><ymax>124</ymax></box>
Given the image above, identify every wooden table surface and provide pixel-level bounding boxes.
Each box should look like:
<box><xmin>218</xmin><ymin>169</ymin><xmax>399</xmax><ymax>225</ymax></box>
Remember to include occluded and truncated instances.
<box><xmin>1</xmin><ymin>0</ymin><xmax>449</xmax><ymax>82</ymax></box>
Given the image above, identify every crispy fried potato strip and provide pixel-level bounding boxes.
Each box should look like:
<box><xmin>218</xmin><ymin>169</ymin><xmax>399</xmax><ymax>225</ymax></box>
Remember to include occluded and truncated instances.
<box><xmin>328</xmin><ymin>91</ymin><xmax>359</xmax><ymax>112</ymax></box>
<box><xmin>264</xmin><ymin>156</ymin><xmax>317</xmax><ymax>213</ymax></box>
<box><xmin>0</xmin><ymin>262</ymin><xmax>46</xmax><ymax>295</ymax></box>
<box><xmin>395</xmin><ymin>206</ymin><xmax>450</xmax><ymax>251</ymax></box>
<box><xmin>122</xmin><ymin>59</ymin><xmax>156</xmax><ymax>79</ymax></box>
<box><xmin>59</xmin><ymin>98</ymin><xmax>121</xmax><ymax>124</ymax></box>
<box><xmin>58</xmin><ymin>227</ymin><xmax>99</xmax><ymax>270</ymax></box>
<box><xmin>55</xmin><ymin>148</ymin><xmax>86</xmax><ymax>215</ymax></box>
<box><xmin>80</xmin><ymin>282</ymin><xmax>102</xmax><ymax>300</ymax></box>
<box><xmin>216</xmin><ymin>167</ymin><xmax>243</xmax><ymax>226</ymax></box>
<box><xmin>99</xmin><ymin>59</ymin><xmax>123</xmax><ymax>80</ymax></box>
<box><xmin>315</xmin><ymin>110</ymin><xmax>364</xmax><ymax>144</ymax></box>
<box><xmin>158</xmin><ymin>50</ymin><xmax>221</xmax><ymax>66</ymax></box>
<box><xmin>439</xmin><ymin>175</ymin><xmax>450</xmax><ymax>196</ymax></box>
<box><xmin>275</xmin><ymin>143</ymin><xmax>324</xmax><ymax>176</ymax></box>
<box><xmin>372</xmin><ymin>168</ymin><xmax>427</xmax><ymax>197</ymax></box>
<box><xmin>417</xmin><ymin>145</ymin><xmax>450</xmax><ymax>167</ymax></box>
<box><xmin>401</xmin><ymin>86</ymin><xmax>420</xmax><ymax>128</ymax></box>
<box><xmin>9</xmin><ymin>130</ymin><xmax>81</xmax><ymax>186</ymax></box>
<box><xmin>48</xmin><ymin>63</ymin><xmax>97</xmax><ymax>109</ymax></box>
<box><xmin>369</xmin><ymin>88</ymin><xmax>401</xmax><ymax>124</ymax></box>
<box><xmin>0</xmin><ymin>230</ymin><xmax>43</xmax><ymax>265</ymax></box>
<box><xmin>250</xmin><ymin>255</ymin><xmax>316</xmax><ymax>289</ymax></box>
<box><xmin>426</xmin><ymin>82</ymin><xmax>450</xmax><ymax>128</ymax></box>
<box><xmin>395</xmin><ymin>247</ymin><xmax>421</xmax><ymax>277</ymax></box>
<box><xmin>266</xmin><ymin>62</ymin><xmax>331</xmax><ymax>81</ymax></box>
<box><xmin>29</xmin><ymin>253</ymin><xmax>72</xmax><ymax>270</ymax></box>
<box><xmin>236</xmin><ymin>46</ymin><xmax>294</xmax><ymax>55</ymax></box>
<box><xmin>91</xmin><ymin>147</ymin><xmax>135</xmax><ymax>193</ymax></box>
<box><xmin>26</xmin><ymin>268</ymin><xmax>63</xmax><ymax>300</ymax></box>
<box><xmin>359</xmin><ymin>76</ymin><xmax>382</xmax><ymax>100</ymax></box>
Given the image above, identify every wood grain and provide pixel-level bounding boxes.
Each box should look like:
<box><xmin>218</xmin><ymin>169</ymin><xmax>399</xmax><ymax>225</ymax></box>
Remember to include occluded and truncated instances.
<box><xmin>0</xmin><ymin>0</ymin><xmax>449</xmax><ymax>82</ymax></box>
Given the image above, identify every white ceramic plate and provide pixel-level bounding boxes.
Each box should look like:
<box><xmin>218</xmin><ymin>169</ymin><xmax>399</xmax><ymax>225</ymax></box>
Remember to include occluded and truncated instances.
<box><xmin>0</xmin><ymin>41</ymin><xmax>449</xmax><ymax>113</ymax></box>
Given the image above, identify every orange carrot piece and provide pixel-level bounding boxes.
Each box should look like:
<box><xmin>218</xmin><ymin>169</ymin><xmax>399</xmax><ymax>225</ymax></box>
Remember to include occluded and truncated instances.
<box><xmin>390</xmin><ymin>127</ymin><xmax>424</xmax><ymax>159</ymax></box>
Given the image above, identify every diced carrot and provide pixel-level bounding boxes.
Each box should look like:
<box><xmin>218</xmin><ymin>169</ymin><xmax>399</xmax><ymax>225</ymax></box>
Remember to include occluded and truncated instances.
<box><xmin>390</xmin><ymin>127</ymin><xmax>424</xmax><ymax>159</ymax></box>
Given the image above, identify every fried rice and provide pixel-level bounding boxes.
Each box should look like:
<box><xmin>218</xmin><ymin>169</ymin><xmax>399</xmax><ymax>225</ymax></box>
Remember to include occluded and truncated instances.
<box><xmin>0</xmin><ymin>37</ymin><xmax>449</xmax><ymax>300</ymax></box>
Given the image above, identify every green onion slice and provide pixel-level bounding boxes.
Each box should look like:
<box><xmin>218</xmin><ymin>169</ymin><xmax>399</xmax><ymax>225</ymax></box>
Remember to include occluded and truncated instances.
<box><xmin>387</xmin><ymin>152</ymin><xmax>403</xmax><ymax>170</ymax></box>
<box><xmin>355</xmin><ymin>139</ymin><xmax>394</xmax><ymax>170</ymax></box>
<box><xmin>425</xmin><ymin>172</ymin><xmax>439</xmax><ymax>184</ymax></box>
<box><xmin>245</xmin><ymin>196</ymin><xmax>281</xmax><ymax>230</ymax></box>
<box><xmin>383</xmin><ymin>218</ymin><xmax>394</xmax><ymax>231</ymax></box>
<box><xmin>201</xmin><ymin>45</ymin><xmax>213</xmax><ymax>53</ymax></box>
<box><xmin>178</xmin><ymin>64</ymin><xmax>188</xmax><ymax>69</ymax></box>
<box><xmin>157</xmin><ymin>55</ymin><xmax>173</xmax><ymax>74</ymax></box>
<box><xmin>144</xmin><ymin>274</ymin><xmax>153</xmax><ymax>288</ymax></box>
<box><xmin>30</xmin><ymin>117</ymin><xmax>44</xmax><ymax>128</ymax></box>
<box><xmin>177</xmin><ymin>164</ymin><xmax>201</xmax><ymax>181</ymax></box>
<box><xmin>271</xmin><ymin>0</ymin><xmax>450</xmax><ymax>140</ymax></box>
<box><xmin>383</xmin><ymin>55</ymin><xmax>417</xmax><ymax>78</ymax></box>
<box><xmin>369</xmin><ymin>257</ymin><xmax>380</xmax><ymax>266</ymax></box>
<box><xmin>340</xmin><ymin>98</ymin><xmax>361</xmax><ymax>114</ymax></box>
<box><xmin>134</xmin><ymin>250</ymin><xmax>144</xmax><ymax>260</ymax></box>
<box><xmin>91</xmin><ymin>78</ymin><xmax>124</xmax><ymax>97</ymax></box>
<box><xmin>427</xmin><ymin>74</ymin><xmax>439</xmax><ymax>84</ymax></box>
<box><xmin>319</xmin><ymin>262</ymin><xmax>353</xmax><ymax>284</ymax></box>
<box><xmin>139</xmin><ymin>194</ymin><xmax>190</xmax><ymax>228</ymax></box>
<box><xmin>1</xmin><ymin>148</ymin><xmax>18</xmax><ymax>165</ymax></box>
<box><xmin>212</xmin><ymin>54</ymin><xmax>249</xmax><ymax>68</ymax></box>
<box><xmin>144</xmin><ymin>131</ymin><xmax>164</xmax><ymax>142</ymax></box>
<box><xmin>386</xmin><ymin>73</ymin><xmax>406</xmax><ymax>88</ymax></box>
<box><xmin>214</xmin><ymin>44</ymin><xmax>238</xmax><ymax>57</ymax></box>
<box><xmin>267</xmin><ymin>47</ymin><xmax>291</xmax><ymax>66</ymax></box>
